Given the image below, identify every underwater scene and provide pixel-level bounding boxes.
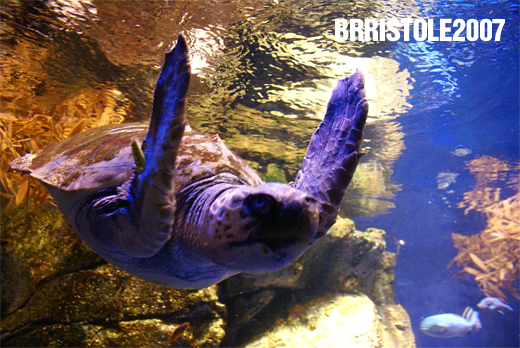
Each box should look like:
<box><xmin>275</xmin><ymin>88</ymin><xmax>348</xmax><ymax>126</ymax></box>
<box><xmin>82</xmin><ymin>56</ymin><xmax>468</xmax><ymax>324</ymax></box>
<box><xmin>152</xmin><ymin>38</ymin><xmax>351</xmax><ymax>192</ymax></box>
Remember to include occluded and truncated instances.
<box><xmin>1</xmin><ymin>0</ymin><xmax>518</xmax><ymax>347</ymax></box>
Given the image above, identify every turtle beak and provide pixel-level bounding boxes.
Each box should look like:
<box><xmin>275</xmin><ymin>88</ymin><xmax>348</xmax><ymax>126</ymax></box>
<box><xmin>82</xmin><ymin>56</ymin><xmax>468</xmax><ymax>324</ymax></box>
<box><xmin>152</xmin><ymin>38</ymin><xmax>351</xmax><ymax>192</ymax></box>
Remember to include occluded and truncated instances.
<box><xmin>250</xmin><ymin>194</ymin><xmax>319</xmax><ymax>255</ymax></box>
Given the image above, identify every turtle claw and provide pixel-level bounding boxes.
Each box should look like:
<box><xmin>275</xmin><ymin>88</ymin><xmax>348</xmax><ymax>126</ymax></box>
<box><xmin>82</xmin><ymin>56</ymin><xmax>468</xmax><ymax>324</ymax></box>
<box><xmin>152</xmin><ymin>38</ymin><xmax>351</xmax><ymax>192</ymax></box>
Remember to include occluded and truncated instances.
<box><xmin>294</xmin><ymin>69</ymin><xmax>368</xmax><ymax>239</ymax></box>
<box><xmin>131</xmin><ymin>140</ymin><xmax>146</xmax><ymax>174</ymax></box>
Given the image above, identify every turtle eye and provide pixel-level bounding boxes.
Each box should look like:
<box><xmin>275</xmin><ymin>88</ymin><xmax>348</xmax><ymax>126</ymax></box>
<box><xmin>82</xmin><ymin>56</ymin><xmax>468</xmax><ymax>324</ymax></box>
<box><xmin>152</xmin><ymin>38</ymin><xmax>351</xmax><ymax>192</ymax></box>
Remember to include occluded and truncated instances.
<box><xmin>246</xmin><ymin>194</ymin><xmax>277</xmax><ymax>218</ymax></box>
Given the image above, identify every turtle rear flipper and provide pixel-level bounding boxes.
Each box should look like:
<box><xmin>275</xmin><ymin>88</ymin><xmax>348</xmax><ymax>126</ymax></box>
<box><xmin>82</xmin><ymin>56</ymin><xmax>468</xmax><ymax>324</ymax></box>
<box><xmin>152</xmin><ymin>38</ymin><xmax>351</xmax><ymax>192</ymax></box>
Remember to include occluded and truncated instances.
<box><xmin>123</xmin><ymin>34</ymin><xmax>191</xmax><ymax>257</ymax></box>
<box><xmin>294</xmin><ymin>69</ymin><xmax>368</xmax><ymax>239</ymax></box>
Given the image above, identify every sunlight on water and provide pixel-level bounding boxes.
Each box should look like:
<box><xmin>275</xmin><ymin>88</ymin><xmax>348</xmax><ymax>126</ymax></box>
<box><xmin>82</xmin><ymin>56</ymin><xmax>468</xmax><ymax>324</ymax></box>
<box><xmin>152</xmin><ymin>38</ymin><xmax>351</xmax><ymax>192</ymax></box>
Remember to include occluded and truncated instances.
<box><xmin>1</xmin><ymin>0</ymin><xmax>422</xmax><ymax>217</ymax></box>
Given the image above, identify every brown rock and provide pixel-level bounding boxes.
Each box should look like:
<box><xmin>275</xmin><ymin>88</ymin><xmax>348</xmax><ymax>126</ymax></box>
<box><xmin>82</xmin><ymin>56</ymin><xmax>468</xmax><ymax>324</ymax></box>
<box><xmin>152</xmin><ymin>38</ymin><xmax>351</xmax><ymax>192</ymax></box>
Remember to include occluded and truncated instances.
<box><xmin>1</xmin><ymin>206</ymin><xmax>226</xmax><ymax>347</ymax></box>
<box><xmin>242</xmin><ymin>293</ymin><xmax>415</xmax><ymax>348</ymax></box>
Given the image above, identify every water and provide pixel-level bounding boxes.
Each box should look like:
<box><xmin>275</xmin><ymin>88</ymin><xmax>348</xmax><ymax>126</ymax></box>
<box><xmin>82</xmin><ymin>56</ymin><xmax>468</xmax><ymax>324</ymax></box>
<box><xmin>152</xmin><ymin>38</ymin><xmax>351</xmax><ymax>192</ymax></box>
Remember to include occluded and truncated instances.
<box><xmin>354</xmin><ymin>3</ymin><xmax>519</xmax><ymax>347</ymax></box>
<box><xmin>1</xmin><ymin>0</ymin><xmax>519</xmax><ymax>347</ymax></box>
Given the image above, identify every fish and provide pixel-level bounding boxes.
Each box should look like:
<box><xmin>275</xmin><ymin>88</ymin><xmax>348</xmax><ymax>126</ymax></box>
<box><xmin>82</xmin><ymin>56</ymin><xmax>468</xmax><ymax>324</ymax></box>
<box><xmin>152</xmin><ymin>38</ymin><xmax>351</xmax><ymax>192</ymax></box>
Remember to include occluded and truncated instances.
<box><xmin>167</xmin><ymin>322</ymin><xmax>190</xmax><ymax>345</ymax></box>
<box><xmin>477</xmin><ymin>297</ymin><xmax>513</xmax><ymax>314</ymax></box>
<box><xmin>420</xmin><ymin>307</ymin><xmax>482</xmax><ymax>338</ymax></box>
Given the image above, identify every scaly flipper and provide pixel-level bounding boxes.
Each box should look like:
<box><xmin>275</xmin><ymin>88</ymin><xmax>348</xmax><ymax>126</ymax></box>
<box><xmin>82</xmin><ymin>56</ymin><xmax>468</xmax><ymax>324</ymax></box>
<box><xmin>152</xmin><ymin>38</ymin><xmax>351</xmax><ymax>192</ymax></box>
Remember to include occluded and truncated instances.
<box><xmin>294</xmin><ymin>69</ymin><xmax>368</xmax><ymax>239</ymax></box>
<box><xmin>126</xmin><ymin>34</ymin><xmax>191</xmax><ymax>257</ymax></box>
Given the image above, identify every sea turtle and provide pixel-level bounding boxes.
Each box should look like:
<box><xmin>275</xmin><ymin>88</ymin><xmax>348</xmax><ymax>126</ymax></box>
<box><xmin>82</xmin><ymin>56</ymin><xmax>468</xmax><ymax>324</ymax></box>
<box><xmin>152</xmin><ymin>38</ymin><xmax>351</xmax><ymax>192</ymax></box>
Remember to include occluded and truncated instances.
<box><xmin>10</xmin><ymin>34</ymin><xmax>368</xmax><ymax>289</ymax></box>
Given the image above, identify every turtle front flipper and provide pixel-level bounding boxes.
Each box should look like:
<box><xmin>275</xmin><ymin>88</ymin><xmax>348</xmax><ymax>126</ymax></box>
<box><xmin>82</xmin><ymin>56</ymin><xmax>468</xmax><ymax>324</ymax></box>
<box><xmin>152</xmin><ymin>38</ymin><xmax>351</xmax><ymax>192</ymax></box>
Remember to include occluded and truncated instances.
<box><xmin>125</xmin><ymin>34</ymin><xmax>191</xmax><ymax>257</ymax></box>
<box><xmin>294</xmin><ymin>69</ymin><xmax>368</xmax><ymax>240</ymax></box>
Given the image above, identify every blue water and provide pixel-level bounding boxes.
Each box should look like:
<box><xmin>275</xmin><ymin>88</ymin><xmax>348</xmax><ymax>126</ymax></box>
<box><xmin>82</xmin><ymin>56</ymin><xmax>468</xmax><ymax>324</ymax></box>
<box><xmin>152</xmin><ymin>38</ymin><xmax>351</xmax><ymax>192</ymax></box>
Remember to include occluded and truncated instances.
<box><xmin>355</xmin><ymin>1</ymin><xmax>520</xmax><ymax>347</ymax></box>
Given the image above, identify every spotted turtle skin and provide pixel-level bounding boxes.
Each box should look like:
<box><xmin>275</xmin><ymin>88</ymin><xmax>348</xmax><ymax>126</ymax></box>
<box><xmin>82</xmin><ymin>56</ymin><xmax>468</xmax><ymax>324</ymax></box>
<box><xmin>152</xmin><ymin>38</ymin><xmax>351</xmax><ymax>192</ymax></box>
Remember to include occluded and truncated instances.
<box><xmin>11</xmin><ymin>34</ymin><xmax>368</xmax><ymax>289</ymax></box>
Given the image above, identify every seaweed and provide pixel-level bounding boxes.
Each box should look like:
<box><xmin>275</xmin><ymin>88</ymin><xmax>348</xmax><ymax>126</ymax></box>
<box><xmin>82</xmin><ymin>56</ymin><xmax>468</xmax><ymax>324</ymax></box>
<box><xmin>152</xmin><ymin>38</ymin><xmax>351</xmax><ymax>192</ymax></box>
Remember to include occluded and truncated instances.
<box><xmin>1</xmin><ymin>30</ymin><xmax>132</xmax><ymax>214</ymax></box>
<box><xmin>0</xmin><ymin>86</ymin><xmax>129</xmax><ymax>214</ymax></box>
<box><xmin>1</xmin><ymin>113</ymin><xmax>58</xmax><ymax>214</ymax></box>
<box><xmin>449</xmin><ymin>156</ymin><xmax>519</xmax><ymax>301</ymax></box>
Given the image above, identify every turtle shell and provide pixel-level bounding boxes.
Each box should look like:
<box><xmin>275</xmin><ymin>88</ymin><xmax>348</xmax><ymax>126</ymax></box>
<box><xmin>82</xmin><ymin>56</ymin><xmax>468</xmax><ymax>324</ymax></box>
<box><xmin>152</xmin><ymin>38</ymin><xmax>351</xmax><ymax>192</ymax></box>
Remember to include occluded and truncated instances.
<box><xmin>11</xmin><ymin>123</ymin><xmax>262</xmax><ymax>192</ymax></box>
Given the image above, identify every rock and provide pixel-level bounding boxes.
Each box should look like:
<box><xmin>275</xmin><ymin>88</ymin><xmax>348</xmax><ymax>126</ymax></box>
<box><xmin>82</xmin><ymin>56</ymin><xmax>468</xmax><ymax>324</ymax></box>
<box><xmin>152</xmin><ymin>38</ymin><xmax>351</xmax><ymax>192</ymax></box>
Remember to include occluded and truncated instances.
<box><xmin>3</xmin><ymin>318</ymin><xmax>224</xmax><ymax>348</ymax></box>
<box><xmin>371</xmin><ymin>251</ymin><xmax>397</xmax><ymax>305</ymax></box>
<box><xmin>242</xmin><ymin>292</ymin><xmax>414</xmax><ymax>348</ymax></box>
<box><xmin>300</xmin><ymin>223</ymin><xmax>389</xmax><ymax>298</ymax></box>
<box><xmin>378</xmin><ymin>304</ymin><xmax>415</xmax><ymax>347</ymax></box>
<box><xmin>222</xmin><ymin>218</ymin><xmax>393</xmax><ymax>300</ymax></box>
<box><xmin>1</xmin><ymin>251</ymin><xmax>31</xmax><ymax>318</ymax></box>
<box><xmin>1</xmin><ymin>205</ymin><xmax>104</xmax><ymax>320</ymax></box>
<box><xmin>1</xmin><ymin>263</ymin><xmax>226</xmax><ymax>347</ymax></box>
<box><xmin>221</xmin><ymin>261</ymin><xmax>304</xmax><ymax>298</ymax></box>
<box><xmin>0</xmin><ymin>206</ymin><xmax>226</xmax><ymax>347</ymax></box>
<box><xmin>226</xmin><ymin>290</ymin><xmax>276</xmax><ymax>329</ymax></box>
<box><xmin>218</xmin><ymin>218</ymin><xmax>413</xmax><ymax>346</ymax></box>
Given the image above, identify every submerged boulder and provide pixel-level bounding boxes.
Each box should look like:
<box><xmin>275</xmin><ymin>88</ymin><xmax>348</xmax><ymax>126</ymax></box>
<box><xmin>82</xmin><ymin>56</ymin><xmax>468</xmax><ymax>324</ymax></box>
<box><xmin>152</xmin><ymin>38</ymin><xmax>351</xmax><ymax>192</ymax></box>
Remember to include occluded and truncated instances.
<box><xmin>0</xmin><ymin>206</ymin><xmax>226</xmax><ymax>347</ymax></box>
<box><xmin>222</xmin><ymin>219</ymin><xmax>392</xmax><ymax>298</ymax></box>
<box><xmin>1</xmin><ymin>261</ymin><xmax>226</xmax><ymax>347</ymax></box>
<box><xmin>242</xmin><ymin>293</ymin><xmax>414</xmax><ymax>348</ymax></box>
<box><xmin>220</xmin><ymin>218</ymin><xmax>414</xmax><ymax>347</ymax></box>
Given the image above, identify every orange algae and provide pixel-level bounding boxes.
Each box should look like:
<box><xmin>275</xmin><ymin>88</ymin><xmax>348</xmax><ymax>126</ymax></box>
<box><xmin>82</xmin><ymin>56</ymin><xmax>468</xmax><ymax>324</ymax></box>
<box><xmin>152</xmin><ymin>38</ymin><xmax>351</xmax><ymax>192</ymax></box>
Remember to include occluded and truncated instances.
<box><xmin>0</xmin><ymin>87</ymin><xmax>129</xmax><ymax>213</ymax></box>
<box><xmin>1</xmin><ymin>34</ymin><xmax>133</xmax><ymax>214</ymax></box>
<box><xmin>449</xmin><ymin>156</ymin><xmax>519</xmax><ymax>301</ymax></box>
<box><xmin>1</xmin><ymin>114</ymin><xmax>57</xmax><ymax>213</ymax></box>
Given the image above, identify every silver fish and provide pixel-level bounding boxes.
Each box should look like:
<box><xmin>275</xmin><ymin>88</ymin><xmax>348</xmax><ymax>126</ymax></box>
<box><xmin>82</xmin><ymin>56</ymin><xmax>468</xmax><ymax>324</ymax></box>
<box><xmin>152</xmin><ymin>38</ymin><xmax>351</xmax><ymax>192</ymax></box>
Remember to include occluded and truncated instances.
<box><xmin>477</xmin><ymin>297</ymin><xmax>513</xmax><ymax>314</ymax></box>
<box><xmin>420</xmin><ymin>307</ymin><xmax>482</xmax><ymax>338</ymax></box>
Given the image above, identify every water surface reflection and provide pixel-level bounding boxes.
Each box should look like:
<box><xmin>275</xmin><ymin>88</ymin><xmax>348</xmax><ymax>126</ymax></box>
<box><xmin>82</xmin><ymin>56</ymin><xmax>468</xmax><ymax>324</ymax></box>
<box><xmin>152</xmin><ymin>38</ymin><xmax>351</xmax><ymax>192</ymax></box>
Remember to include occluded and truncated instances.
<box><xmin>2</xmin><ymin>0</ymin><xmax>417</xmax><ymax>217</ymax></box>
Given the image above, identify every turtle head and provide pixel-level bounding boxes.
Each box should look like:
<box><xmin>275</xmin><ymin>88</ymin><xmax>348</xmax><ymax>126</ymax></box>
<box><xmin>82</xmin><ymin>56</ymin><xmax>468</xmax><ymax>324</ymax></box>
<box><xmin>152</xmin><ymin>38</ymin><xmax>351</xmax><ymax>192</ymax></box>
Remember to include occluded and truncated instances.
<box><xmin>206</xmin><ymin>183</ymin><xmax>319</xmax><ymax>273</ymax></box>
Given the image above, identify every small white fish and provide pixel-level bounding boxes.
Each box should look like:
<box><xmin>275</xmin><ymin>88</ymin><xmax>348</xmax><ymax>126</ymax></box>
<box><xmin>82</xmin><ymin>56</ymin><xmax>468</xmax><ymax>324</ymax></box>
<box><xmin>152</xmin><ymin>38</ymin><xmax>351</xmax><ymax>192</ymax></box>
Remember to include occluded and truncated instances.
<box><xmin>420</xmin><ymin>307</ymin><xmax>482</xmax><ymax>338</ymax></box>
<box><xmin>477</xmin><ymin>297</ymin><xmax>513</xmax><ymax>314</ymax></box>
